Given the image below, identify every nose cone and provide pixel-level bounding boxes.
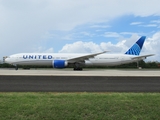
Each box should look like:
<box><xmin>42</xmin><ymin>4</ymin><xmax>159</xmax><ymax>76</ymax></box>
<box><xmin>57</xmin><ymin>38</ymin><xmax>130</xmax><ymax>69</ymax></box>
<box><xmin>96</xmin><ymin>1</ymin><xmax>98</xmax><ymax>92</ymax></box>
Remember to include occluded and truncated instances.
<box><xmin>0</xmin><ymin>56</ymin><xmax>8</xmax><ymax>64</ymax></box>
<box><xmin>4</xmin><ymin>57</ymin><xmax>10</xmax><ymax>64</ymax></box>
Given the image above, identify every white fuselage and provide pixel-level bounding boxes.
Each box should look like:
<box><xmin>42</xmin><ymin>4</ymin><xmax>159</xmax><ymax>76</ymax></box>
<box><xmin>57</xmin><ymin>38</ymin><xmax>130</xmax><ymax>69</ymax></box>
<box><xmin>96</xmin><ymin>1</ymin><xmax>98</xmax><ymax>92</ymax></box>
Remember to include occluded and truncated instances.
<box><xmin>4</xmin><ymin>53</ymin><xmax>142</xmax><ymax>67</ymax></box>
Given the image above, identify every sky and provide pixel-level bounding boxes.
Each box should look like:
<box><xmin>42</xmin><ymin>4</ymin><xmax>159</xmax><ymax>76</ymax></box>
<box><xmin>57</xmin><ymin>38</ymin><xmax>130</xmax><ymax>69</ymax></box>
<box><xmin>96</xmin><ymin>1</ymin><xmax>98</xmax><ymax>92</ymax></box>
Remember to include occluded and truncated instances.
<box><xmin>0</xmin><ymin>0</ymin><xmax>160</xmax><ymax>61</ymax></box>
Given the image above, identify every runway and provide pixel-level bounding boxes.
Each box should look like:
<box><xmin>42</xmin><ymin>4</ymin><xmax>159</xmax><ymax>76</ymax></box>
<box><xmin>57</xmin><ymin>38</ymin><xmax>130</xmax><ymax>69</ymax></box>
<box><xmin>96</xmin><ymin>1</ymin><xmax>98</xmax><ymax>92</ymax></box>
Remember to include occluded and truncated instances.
<box><xmin>0</xmin><ymin>69</ymin><xmax>160</xmax><ymax>92</ymax></box>
<box><xmin>0</xmin><ymin>68</ymin><xmax>160</xmax><ymax>76</ymax></box>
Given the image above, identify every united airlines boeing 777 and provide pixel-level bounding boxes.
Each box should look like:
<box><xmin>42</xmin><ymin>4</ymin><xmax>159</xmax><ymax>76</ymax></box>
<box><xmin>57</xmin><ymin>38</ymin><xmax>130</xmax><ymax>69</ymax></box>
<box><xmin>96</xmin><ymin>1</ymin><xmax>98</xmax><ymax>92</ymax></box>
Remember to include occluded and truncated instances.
<box><xmin>4</xmin><ymin>36</ymin><xmax>154</xmax><ymax>70</ymax></box>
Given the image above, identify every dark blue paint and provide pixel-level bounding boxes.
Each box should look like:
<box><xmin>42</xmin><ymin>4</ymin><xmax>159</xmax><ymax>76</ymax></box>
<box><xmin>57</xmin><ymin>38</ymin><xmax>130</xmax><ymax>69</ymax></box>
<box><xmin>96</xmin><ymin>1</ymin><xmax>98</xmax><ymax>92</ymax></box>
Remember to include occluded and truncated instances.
<box><xmin>53</xmin><ymin>60</ymin><xmax>65</xmax><ymax>68</ymax></box>
<box><xmin>125</xmin><ymin>36</ymin><xmax>146</xmax><ymax>55</ymax></box>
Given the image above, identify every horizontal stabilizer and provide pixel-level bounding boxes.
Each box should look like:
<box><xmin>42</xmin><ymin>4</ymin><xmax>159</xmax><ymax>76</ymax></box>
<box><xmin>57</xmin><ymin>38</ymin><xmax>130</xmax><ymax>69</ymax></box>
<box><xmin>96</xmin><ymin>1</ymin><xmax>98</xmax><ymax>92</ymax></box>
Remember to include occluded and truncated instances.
<box><xmin>132</xmin><ymin>54</ymin><xmax>155</xmax><ymax>60</ymax></box>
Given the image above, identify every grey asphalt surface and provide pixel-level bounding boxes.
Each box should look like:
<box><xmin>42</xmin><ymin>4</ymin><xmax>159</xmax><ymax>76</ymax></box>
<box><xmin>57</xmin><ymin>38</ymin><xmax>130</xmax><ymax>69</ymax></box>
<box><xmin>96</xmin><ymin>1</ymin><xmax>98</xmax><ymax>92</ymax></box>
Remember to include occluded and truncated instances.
<box><xmin>0</xmin><ymin>76</ymin><xmax>160</xmax><ymax>92</ymax></box>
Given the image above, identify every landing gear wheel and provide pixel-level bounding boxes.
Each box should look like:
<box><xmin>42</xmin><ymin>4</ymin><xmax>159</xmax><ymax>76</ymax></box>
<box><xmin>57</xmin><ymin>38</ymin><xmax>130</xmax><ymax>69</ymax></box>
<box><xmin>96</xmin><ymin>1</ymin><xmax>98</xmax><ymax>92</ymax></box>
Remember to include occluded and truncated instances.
<box><xmin>73</xmin><ymin>68</ymin><xmax>83</xmax><ymax>71</ymax></box>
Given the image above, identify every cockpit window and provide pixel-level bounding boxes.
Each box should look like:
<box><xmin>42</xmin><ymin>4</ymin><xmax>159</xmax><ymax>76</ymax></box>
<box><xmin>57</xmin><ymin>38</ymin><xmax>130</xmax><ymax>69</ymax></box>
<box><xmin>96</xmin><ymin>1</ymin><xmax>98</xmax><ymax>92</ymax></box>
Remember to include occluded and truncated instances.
<box><xmin>3</xmin><ymin>56</ymin><xmax>8</xmax><ymax>59</ymax></box>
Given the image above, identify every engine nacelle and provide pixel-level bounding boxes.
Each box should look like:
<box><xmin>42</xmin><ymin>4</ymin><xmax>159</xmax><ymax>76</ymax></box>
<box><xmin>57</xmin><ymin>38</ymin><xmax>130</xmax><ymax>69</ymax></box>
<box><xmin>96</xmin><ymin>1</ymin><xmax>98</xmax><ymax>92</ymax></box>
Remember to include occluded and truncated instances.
<box><xmin>52</xmin><ymin>60</ymin><xmax>68</xmax><ymax>68</ymax></box>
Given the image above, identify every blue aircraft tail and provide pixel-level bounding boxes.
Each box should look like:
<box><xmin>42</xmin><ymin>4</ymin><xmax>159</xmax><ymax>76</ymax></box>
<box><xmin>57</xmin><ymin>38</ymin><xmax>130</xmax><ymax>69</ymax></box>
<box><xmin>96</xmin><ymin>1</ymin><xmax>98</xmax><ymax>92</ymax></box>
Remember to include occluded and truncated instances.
<box><xmin>125</xmin><ymin>36</ymin><xmax>146</xmax><ymax>55</ymax></box>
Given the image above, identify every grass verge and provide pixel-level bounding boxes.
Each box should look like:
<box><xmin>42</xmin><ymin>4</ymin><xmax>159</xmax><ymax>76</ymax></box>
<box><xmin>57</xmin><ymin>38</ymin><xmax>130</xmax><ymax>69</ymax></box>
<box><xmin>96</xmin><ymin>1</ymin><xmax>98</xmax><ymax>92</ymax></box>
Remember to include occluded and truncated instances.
<box><xmin>0</xmin><ymin>93</ymin><xmax>160</xmax><ymax>120</ymax></box>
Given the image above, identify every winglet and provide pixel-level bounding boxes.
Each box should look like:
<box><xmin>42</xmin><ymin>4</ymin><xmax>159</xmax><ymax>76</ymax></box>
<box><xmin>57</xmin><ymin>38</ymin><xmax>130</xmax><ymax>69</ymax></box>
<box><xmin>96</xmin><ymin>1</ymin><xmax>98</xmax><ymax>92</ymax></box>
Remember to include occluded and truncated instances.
<box><xmin>125</xmin><ymin>36</ymin><xmax>146</xmax><ymax>55</ymax></box>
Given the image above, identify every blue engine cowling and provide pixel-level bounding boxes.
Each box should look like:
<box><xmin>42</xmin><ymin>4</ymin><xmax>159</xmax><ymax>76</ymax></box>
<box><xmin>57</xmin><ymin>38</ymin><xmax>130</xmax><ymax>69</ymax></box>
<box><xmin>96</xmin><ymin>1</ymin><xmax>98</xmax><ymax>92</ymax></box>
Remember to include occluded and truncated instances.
<box><xmin>52</xmin><ymin>60</ymin><xmax>68</xmax><ymax>68</ymax></box>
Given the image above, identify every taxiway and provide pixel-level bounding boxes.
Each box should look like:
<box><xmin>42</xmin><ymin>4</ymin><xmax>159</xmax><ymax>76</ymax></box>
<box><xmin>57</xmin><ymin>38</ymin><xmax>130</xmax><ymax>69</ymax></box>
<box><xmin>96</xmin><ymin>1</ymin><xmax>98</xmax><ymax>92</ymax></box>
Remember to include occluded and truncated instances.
<box><xmin>0</xmin><ymin>69</ymin><xmax>160</xmax><ymax>92</ymax></box>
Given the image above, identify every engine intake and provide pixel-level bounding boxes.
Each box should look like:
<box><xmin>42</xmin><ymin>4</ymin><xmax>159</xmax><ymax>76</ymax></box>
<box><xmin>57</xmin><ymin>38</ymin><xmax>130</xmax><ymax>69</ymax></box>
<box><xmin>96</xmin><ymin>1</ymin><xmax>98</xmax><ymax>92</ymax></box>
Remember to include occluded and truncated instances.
<box><xmin>52</xmin><ymin>60</ymin><xmax>68</xmax><ymax>68</ymax></box>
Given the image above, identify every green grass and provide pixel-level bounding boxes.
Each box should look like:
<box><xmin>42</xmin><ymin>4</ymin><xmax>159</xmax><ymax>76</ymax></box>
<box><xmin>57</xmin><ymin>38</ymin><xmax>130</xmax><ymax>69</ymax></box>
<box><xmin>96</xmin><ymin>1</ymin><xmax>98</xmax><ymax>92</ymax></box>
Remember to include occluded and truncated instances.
<box><xmin>0</xmin><ymin>93</ymin><xmax>160</xmax><ymax>120</ymax></box>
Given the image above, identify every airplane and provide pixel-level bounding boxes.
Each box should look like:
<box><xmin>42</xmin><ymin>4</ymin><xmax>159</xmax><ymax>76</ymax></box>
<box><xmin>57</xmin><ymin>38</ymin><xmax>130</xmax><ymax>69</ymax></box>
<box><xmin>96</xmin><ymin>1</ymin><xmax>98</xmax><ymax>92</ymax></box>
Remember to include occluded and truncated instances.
<box><xmin>4</xmin><ymin>36</ymin><xmax>154</xmax><ymax>70</ymax></box>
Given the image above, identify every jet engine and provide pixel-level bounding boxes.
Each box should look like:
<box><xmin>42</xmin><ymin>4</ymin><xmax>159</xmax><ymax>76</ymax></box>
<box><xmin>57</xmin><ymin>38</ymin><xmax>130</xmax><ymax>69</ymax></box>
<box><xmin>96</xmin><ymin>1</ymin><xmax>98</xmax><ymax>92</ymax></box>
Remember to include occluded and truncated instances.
<box><xmin>52</xmin><ymin>60</ymin><xmax>68</xmax><ymax>68</ymax></box>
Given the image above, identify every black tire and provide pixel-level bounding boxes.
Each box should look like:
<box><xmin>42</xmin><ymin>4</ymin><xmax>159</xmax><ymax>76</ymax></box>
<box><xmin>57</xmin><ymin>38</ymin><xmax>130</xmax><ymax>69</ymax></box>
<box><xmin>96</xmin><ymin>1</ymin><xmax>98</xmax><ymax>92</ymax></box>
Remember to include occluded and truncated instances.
<box><xmin>73</xmin><ymin>68</ymin><xmax>83</xmax><ymax>71</ymax></box>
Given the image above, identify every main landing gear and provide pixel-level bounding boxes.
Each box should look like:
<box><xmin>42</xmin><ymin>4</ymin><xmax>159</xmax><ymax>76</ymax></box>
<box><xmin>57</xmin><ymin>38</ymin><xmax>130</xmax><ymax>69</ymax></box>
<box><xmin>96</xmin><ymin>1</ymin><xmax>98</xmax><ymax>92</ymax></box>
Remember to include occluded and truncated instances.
<box><xmin>137</xmin><ymin>61</ymin><xmax>142</xmax><ymax>69</ymax></box>
<box><xmin>73</xmin><ymin>63</ymin><xmax>83</xmax><ymax>71</ymax></box>
<box><xmin>15</xmin><ymin>65</ymin><xmax>18</xmax><ymax>70</ymax></box>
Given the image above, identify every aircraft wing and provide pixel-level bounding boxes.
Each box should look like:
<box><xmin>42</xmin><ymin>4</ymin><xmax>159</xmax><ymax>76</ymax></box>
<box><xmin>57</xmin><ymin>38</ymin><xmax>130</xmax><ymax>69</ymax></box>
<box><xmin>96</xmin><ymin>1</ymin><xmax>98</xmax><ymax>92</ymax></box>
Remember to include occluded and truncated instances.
<box><xmin>132</xmin><ymin>54</ymin><xmax>155</xmax><ymax>60</ymax></box>
<box><xmin>67</xmin><ymin>51</ymin><xmax>107</xmax><ymax>63</ymax></box>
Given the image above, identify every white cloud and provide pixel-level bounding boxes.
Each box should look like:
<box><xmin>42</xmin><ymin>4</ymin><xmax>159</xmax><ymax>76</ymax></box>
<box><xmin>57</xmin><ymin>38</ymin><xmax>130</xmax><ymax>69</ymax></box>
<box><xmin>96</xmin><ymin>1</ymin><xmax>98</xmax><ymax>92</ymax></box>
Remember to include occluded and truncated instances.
<box><xmin>140</xmin><ymin>24</ymin><xmax>157</xmax><ymax>27</ymax></box>
<box><xmin>44</xmin><ymin>48</ymin><xmax>54</xmax><ymax>53</ymax></box>
<box><xmin>143</xmin><ymin>32</ymin><xmax>160</xmax><ymax>61</ymax></box>
<box><xmin>90</xmin><ymin>25</ymin><xmax>111</xmax><ymax>28</ymax></box>
<box><xmin>151</xmin><ymin>20</ymin><xmax>160</xmax><ymax>23</ymax></box>
<box><xmin>0</xmin><ymin>0</ymin><xmax>160</xmax><ymax>60</ymax></box>
<box><xmin>33</xmin><ymin>47</ymin><xmax>54</xmax><ymax>53</ymax></box>
<box><xmin>103</xmin><ymin>32</ymin><xmax>120</xmax><ymax>38</ymax></box>
<box><xmin>130</xmin><ymin>22</ymin><xmax>158</xmax><ymax>28</ymax></box>
<box><xmin>59</xmin><ymin>35</ymin><xmax>137</xmax><ymax>54</ymax></box>
<box><xmin>59</xmin><ymin>33</ymin><xmax>160</xmax><ymax>61</ymax></box>
<box><xmin>59</xmin><ymin>41</ymin><xmax>102</xmax><ymax>53</ymax></box>
<box><xmin>130</xmin><ymin>22</ymin><xmax>143</xmax><ymax>25</ymax></box>
<box><xmin>100</xmin><ymin>41</ymin><xmax>127</xmax><ymax>53</ymax></box>
<box><xmin>61</xmin><ymin>34</ymin><xmax>75</xmax><ymax>40</ymax></box>
<box><xmin>80</xmin><ymin>32</ymin><xmax>95</xmax><ymax>37</ymax></box>
<box><xmin>120</xmin><ymin>32</ymin><xmax>137</xmax><ymax>35</ymax></box>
